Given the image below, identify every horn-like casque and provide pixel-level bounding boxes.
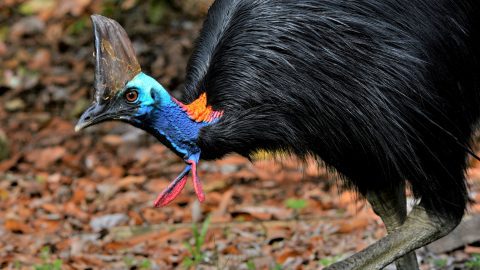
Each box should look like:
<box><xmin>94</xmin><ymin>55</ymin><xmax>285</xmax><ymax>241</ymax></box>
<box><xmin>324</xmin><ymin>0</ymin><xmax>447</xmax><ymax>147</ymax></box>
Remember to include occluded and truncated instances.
<box><xmin>91</xmin><ymin>15</ymin><xmax>141</xmax><ymax>103</ymax></box>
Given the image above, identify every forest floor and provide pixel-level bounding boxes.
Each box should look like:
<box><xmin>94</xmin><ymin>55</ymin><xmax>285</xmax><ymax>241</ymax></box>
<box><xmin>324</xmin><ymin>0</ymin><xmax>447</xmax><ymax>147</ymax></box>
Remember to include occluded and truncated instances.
<box><xmin>0</xmin><ymin>1</ymin><xmax>479</xmax><ymax>269</ymax></box>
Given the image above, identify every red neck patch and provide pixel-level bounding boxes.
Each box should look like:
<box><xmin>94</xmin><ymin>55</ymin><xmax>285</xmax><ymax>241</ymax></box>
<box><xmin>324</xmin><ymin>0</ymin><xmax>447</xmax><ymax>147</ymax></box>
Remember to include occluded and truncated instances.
<box><xmin>173</xmin><ymin>93</ymin><xmax>223</xmax><ymax>123</ymax></box>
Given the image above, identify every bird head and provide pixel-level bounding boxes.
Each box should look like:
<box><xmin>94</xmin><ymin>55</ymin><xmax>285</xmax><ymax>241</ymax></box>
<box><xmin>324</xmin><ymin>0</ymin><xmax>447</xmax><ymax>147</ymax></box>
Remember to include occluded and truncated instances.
<box><xmin>75</xmin><ymin>15</ymin><xmax>223</xmax><ymax>207</ymax></box>
<box><xmin>75</xmin><ymin>15</ymin><xmax>166</xmax><ymax>132</ymax></box>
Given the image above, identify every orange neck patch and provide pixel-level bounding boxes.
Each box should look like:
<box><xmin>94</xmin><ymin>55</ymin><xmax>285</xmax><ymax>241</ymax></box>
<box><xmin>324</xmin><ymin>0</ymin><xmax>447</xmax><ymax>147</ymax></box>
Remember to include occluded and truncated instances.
<box><xmin>173</xmin><ymin>93</ymin><xmax>223</xmax><ymax>123</ymax></box>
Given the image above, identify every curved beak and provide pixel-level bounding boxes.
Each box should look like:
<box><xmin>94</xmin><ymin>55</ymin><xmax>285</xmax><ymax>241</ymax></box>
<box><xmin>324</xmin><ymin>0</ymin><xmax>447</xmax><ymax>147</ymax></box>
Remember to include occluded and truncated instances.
<box><xmin>75</xmin><ymin>103</ymin><xmax>110</xmax><ymax>132</ymax></box>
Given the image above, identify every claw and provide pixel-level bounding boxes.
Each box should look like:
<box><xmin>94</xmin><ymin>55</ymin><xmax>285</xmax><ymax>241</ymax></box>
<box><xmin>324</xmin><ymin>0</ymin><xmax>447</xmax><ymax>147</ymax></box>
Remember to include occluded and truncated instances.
<box><xmin>154</xmin><ymin>165</ymin><xmax>191</xmax><ymax>207</ymax></box>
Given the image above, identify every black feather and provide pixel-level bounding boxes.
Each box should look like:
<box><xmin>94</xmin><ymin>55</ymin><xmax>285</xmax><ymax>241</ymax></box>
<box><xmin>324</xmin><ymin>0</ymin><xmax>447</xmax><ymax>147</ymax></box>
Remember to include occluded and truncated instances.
<box><xmin>182</xmin><ymin>0</ymin><xmax>480</xmax><ymax>218</ymax></box>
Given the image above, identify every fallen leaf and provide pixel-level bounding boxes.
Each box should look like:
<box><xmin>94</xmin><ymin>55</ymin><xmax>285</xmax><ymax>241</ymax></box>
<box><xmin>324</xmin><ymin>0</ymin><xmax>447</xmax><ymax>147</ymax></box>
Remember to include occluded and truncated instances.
<box><xmin>71</xmin><ymin>254</ymin><xmax>105</xmax><ymax>268</ymax></box>
<box><xmin>71</xmin><ymin>189</ymin><xmax>86</xmax><ymax>204</ymax></box>
<box><xmin>64</xmin><ymin>201</ymin><xmax>89</xmax><ymax>221</ymax></box>
<box><xmin>236</xmin><ymin>206</ymin><xmax>293</xmax><ymax>220</ymax></box>
<box><xmin>212</xmin><ymin>189</ymin><xmax>234</xmax><ymax>217</ymax></box>
<box><xmin>117</xmin><ymin>175</ymin><xmax>145</xmax><ymax>189</ymax></box>
<box><xmin>0</xmin><ymin>41</ymin><xmax>6</xmax><ymax>56</ymax></box>
<box><xmin>103</xmin><ymin>241</ymin><xmax>130</xmax><ymax>252</ymax></box>
<box><xmin>5</xmin><ymin>98</ymin><xmax>26</xmax><ymax>112</ymax></box>
<box><xmin>4</xmin><ymin>219</ymin><xmax>32</xmax><ymax>233</ymax></box>
<box><xmin>276</xmin><ymin>247</ymin><xmax>301</xmax><ymax>264</ymax></box>
<box><xmin>10</xmin><ymin>16</ymin><xmax>45</xmax><ymax>41</ymax></box>
<box><xmin>128</xmin><ymin>210</ymin><xmax>143</xmax><ymax>225</ymax></box>
<box><xmin>222</xmin><ymin>245</ymin><xmax>240</xmax><ymax>255</ymax></box>
<box><xmin>59</xmin><ymin>0</ymin><xmax>92</xmax><ymax>16</ymax></box>
<box><xmin>25</xmin><ymin>146</ymin><xmax>66</xmax><ymax>170</ymax></box>
<box><xmin>465</xmin><ymin>245</ymin><xmax>480</xmax><ymax>254</ymax></box>
<box><xmin>141</xmin><ymin>208</ymin><xmax>167</xmax><ymax>223</ymax></box>
<box><xmin>33</xmin><ymin>219</ymin><xmax>60</xmax><ymax>233</ymax></box>
<box><xmin>29</xmin><ymin>49</ymin><xmax>51</xmax><ymax>70</ymax></box>
<box><xmin>102</xmin><ymin>135</ymin><xmax>123</xmax><ymax>147</ymax></box>
<box><xmin>41</xmin><ymin>203</ymin><xmax>60</xmax><ymax>214</ymax></box>
<box><xmin>89</xmin><ymin>213</ymin><xmax>129</xmax><ymax>232</ymax></box>
<box><xmin>336</xmin><ymin>215</ymin><xmax>370</xmax><ymax>234</ymax></box>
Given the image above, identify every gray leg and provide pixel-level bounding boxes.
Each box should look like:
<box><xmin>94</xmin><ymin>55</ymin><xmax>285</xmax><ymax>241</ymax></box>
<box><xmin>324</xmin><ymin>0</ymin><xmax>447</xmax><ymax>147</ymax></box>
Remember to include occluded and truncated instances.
<box><xmin>365</xmin><ymin>183</ymin><xmax>419</xmax><ymax>270</ymax></box>
<box><xmin>326</xmin><ymin>203</ymin><xmax>461</xmax><ymax>270</ymax></box>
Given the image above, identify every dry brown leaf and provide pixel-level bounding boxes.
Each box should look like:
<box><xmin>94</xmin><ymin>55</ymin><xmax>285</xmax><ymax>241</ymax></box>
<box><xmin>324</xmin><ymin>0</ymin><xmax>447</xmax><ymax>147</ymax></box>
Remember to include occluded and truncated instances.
<box><xmin>103</xmin><ymin>241</ymin><xmax>130</xmax><ymax>252</ymax></box>
<box><xmin>267</xmin><ymin>225</ymin><xmax>290</xmax><ymax>242</ymax></box>
<box><xmin>71</xmin><ymin>254</ymin><xmax>105</xmax><ymax>268</ymax></box>
<box><xmin>213</xmin><ymin>189</ymin><xmax>234</xmax><ymax>217</ymax></box>
<box><xmin>64</xmin><ymin>201</ymin><xmax>89</xmax><ymax>221</ymax></box>
<box><xmin>472</xmin><ymin>203</ymin><xmax>480</xmax><ymax>214</ymax></box>
<box><xmin>336</xmin><ymin>215</ymin><xmax>370</xmax><ymax>234</ymax></box>
<box><xmin>337</xmin><ymin>191</ymin><xmax>357</xmax><ymax>208</ymax></box>
<box><xmin>102</xmin><ymin>135</ymin><xmax>123</xmax><ymax>147</ymax></box>
<box><xmin>128</xmin><ymin>210</ymin><xmax>144</xmax><ymax>225</ymax></box>
<box><xmin>0</xmin><ymin>41</ymin><xmax>7</xmax><ymax>57</ymax></box>
<box><xmin>29</xmin><ymin>49</ymin><xmax>51</xmax><ymax>70</ymax></box>
<box><xmin>117</xmin><ymin>175</ymin><xmax>145</xmax><ymax>189</ymax></box>
<box><xmin>25</xmin><ymin>146</ymin><xmax>66</xmax><ymax>170</ymax></box>
<box><xmin>4</xmin><ymin>219</ymin><xmax>32</xmax><ymax>233</ymax></box>
<box><xmin>41</xmin><ymin>203</ymin><xmax>60</xmax><ymax>214</ymax></box>
<box><xmin>71</xmin><ymin>189</ymin><xmax>86</xmax><ymax>204</ymax></box>
<box><xmin>0</xmin><ymin>153</ymin><xmax>22</xmax><ymax>172</ymax></box>
<box><xmin>222</xmin><ymin>244</ymin><xmax>240</xmax><ymax>255</ymax></box>
<box><xmin>141</xmin><ymin>208</ymin><xmax>167</xmax><ymax>224</ymax></box>
<box><xmin>93</xmin><ymin>166</ymin><xmax>111</xmax><ymax>178</ymax></box>
<box><xmin>55</xmin><ymin>0</ymin><xmax>92</xmax><ymax>17</ymax></box>
<box><xmin>277</xmin><ymin>247</ymin><xmax>301</xmax><ymax>264</ymax></box>
<box><xmin>465</xmin><ymin>245</ymin><xmax>480</xmax><ymax>254</ymax></box>
<box><xmin>33</xmin><ymin>219</ymin><xmax>60</xmax><ymax>233</ymax></box>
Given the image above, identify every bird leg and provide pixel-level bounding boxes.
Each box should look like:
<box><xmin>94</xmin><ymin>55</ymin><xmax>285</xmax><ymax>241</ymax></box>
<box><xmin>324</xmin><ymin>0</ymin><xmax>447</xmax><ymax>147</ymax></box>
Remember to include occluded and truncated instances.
<box><xmin>365</xmin><ymin>182</ymin><xmax>419</xmax><ymax>270</ymax></box>
<box><xmin>326</xmin><ymin>202</ymin><xmax>461</xmax><ymax>270</ymax></box>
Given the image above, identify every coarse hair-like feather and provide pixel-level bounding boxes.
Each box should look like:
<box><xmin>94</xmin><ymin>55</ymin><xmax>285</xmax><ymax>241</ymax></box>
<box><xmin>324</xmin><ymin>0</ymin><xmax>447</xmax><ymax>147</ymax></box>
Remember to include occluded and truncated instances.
<box><xmin>182</xmin><ymin>0</ymin><xmax>480</xmax><ymax>218</ymax></box>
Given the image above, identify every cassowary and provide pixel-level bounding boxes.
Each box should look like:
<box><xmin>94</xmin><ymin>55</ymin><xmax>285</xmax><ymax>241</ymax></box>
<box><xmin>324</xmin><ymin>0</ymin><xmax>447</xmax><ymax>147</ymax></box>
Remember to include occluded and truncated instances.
<box><xmin>75</xmin><ymin>1</ymin><xmax>480</xmax><ymax>269</ymax></box>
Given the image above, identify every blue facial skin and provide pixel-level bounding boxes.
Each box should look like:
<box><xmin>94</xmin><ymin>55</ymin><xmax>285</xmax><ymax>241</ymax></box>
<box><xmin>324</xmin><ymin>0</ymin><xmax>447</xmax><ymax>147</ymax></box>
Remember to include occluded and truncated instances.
<box><xmin>124</xmin><ymin>72</ymin><xmax>211</xmax><ymax>163</ymax></box>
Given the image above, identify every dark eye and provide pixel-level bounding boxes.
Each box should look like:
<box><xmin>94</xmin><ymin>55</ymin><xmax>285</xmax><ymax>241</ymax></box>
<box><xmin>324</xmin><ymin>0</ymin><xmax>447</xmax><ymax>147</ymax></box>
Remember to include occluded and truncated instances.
<box><xmin>125</xmin><ymin>89</ymin><xmax>138</xmax><ymax>103</ymax></box>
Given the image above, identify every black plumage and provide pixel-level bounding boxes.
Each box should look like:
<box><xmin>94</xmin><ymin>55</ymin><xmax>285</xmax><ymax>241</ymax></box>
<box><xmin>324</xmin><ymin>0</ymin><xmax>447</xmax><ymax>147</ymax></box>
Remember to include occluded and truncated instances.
<box><xmin>181</xmin><ymin>0</ymin><xmax>480</xmax><ymax>221</ymax></box>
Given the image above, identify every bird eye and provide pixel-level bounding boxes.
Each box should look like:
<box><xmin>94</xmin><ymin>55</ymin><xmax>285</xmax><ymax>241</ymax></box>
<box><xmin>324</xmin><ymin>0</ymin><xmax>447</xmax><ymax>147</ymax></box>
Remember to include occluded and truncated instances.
<box><xmin>125</xmin><ymin>89</ymin><xmax>138</xmax><ymax>103</ymax></box>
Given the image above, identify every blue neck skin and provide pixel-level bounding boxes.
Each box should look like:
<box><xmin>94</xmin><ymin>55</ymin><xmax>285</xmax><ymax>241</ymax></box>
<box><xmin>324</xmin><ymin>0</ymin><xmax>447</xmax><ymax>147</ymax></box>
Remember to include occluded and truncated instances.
<box><xmin>128</xmin><ymin>73</ymin><xmax>211</xmax><ymax>161</ymax></box>
<box><xmin>143</xmin><ymin>101</ymin><xmax>209</xmax><ymax>159</ymax></box>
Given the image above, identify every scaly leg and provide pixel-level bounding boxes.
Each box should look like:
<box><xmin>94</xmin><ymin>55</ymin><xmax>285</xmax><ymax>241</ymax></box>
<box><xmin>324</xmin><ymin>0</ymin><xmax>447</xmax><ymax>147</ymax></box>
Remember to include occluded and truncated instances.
<box><xmin>326</xmin><ymin>202</ymin><xmax>461</xmax><ymax>270</ymax></box>
<box><xmin>365</xmin><ymin>182</ymin><xmax>419</xmax><ymax>270</ymax></box>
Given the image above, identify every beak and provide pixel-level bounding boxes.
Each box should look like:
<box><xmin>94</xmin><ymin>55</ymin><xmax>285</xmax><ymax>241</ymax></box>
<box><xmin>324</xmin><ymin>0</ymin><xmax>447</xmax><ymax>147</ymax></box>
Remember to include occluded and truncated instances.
<box><xmin>75</xmin><ymin>103</ymin><xmax>110</xmax><ymax>132</ymax></box>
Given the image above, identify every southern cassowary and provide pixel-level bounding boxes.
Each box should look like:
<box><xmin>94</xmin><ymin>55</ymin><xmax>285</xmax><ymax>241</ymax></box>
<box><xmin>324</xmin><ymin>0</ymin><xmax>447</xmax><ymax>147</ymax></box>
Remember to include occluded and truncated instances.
<box><xmin>75</xmin><ymin>1</ymin><xmax>480</xmax><ymax>269</ymax></box>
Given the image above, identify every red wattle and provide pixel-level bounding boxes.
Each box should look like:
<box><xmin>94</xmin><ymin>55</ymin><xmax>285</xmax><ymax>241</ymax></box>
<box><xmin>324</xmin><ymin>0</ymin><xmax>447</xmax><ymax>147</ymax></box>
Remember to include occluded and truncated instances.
<box><xmin>153</xmin><ymin>174</ymin><xmax>188</xmax><ymax>207</ymax></box>
<box><xmin>188</xmin><ymin>160</ymin><xmax>205</xmax><ymax>202</ymax></box>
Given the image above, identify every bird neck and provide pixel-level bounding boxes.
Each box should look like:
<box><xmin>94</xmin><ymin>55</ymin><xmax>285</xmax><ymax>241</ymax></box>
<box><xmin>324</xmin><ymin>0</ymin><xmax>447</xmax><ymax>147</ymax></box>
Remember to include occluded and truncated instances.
<box><xmin>140</xmin><ymin>90</ymin><xmax>223</xmax><ymax>160</ymax></box>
